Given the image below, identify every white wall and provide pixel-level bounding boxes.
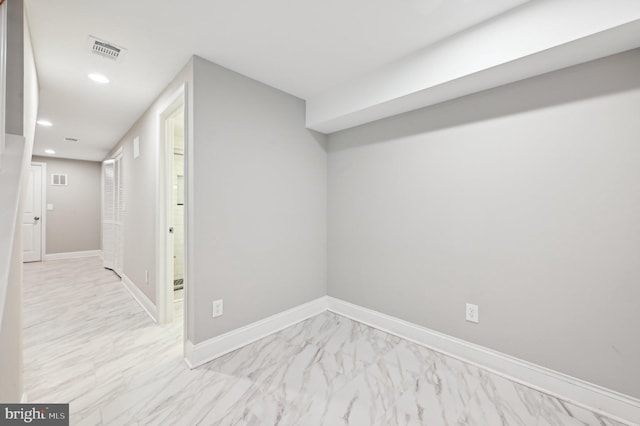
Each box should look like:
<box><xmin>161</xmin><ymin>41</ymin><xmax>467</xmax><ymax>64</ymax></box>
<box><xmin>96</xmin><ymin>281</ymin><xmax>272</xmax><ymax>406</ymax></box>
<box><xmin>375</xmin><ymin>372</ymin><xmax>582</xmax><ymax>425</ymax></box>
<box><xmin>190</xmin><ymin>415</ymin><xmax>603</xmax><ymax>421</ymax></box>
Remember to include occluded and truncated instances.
<box><xmin>190</xmin><ymin>56</ymin><xmax>327</xmax><ymax>343</ymax></box>
<box><xmin>327</xmin><ymin>48</ymin><xmax>640</xmax><ymax>399</ymax></box>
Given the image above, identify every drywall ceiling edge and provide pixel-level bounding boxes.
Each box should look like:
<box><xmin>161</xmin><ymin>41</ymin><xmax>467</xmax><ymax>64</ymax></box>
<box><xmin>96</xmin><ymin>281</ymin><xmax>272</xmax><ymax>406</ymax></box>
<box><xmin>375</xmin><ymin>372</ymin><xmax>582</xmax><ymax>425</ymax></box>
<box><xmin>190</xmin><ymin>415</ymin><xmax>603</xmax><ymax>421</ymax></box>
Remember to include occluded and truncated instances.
<box><xmin>306</xmin><ymin>0</ymin><xmax>640</xmax><ymax>133</ymax></box>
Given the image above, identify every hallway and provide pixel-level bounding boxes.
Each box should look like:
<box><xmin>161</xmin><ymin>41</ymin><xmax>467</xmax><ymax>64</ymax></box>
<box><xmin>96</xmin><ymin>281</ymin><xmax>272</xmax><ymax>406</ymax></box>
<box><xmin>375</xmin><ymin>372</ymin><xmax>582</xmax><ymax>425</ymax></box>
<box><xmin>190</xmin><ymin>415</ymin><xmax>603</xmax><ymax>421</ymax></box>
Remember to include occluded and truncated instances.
<box><xmin>23</xmin><ymin>257</ymin><xmax>182</xmax><ymax>424</ymax></box>
<box><xmin>23</xmin><ymin>258</ymin><xmax>627</xmax><ymax>425</ymax></box>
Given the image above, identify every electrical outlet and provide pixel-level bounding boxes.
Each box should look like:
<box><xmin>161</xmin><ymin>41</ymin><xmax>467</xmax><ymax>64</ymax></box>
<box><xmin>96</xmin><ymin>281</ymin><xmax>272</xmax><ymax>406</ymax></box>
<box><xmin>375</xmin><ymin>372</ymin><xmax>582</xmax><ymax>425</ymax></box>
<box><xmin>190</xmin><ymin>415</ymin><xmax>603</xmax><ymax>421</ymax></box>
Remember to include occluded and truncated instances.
<box><xmin>212</xmin><ymin>299</ymin><xmax>224</xmax><ymax>318</ymax></box>
<box><xmin>466</xmin><ymin>303</ymin><xmax>479</xmax><ymax>323</ymax></box>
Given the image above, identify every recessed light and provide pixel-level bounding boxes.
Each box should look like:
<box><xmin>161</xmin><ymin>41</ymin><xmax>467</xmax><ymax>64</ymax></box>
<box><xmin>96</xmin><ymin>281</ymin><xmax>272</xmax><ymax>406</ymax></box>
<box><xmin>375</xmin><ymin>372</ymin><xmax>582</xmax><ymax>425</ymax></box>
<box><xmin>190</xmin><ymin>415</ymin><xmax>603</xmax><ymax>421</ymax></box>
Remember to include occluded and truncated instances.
<box><xmin>88</xmin><ymin>73</ymin><xmax>110</xmax><ymax>84</ymax></box>
<box><xmin>45</xmin><ymin>149</ymin><xmax>56</xmax><ymax>154</ymax></box>
<box><xmin>37</xmin><ymin>119</ymin><xmax>53</xmax><ymax>127</ymax></box>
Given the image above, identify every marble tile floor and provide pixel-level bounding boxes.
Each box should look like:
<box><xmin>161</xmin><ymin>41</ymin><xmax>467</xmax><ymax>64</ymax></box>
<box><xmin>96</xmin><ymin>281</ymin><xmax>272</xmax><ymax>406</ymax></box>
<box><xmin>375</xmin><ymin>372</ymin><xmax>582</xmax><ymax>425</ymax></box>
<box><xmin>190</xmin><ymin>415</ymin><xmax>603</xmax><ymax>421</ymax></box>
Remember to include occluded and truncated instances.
<box><xmin>23</xmin><ymin>257</ymin><xmax>631</xmax><ymax>426</ymax></box>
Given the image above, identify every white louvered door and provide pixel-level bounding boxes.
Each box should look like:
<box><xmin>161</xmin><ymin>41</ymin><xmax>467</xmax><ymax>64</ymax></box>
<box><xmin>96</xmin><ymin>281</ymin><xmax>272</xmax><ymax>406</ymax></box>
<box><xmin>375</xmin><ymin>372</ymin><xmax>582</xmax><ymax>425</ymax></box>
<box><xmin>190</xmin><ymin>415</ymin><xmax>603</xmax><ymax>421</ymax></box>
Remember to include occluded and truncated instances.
<box><xmin>102</xmin><ymin>159</ymin><xmax>116</xmax><ymax>271</ymax></box>
<box><xmin>102</xmin><ymin>151</ymin><xmax>124</xmax><ymax>275</ymax></box>
<box><xmin>114</xmin><ymin>153</ymin><xmax>124</xmax><ymax>275</ymax></box>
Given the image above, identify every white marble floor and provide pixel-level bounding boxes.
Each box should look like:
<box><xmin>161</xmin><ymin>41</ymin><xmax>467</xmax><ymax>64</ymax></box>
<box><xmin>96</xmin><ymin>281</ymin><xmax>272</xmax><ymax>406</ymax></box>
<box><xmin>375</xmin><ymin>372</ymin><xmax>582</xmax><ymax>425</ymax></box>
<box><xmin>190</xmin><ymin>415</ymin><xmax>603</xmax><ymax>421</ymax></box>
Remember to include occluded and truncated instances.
<box><xmin>23</xmin><ymin>257</ymin><xmax>630</xmax><ymax>425</ymax></box>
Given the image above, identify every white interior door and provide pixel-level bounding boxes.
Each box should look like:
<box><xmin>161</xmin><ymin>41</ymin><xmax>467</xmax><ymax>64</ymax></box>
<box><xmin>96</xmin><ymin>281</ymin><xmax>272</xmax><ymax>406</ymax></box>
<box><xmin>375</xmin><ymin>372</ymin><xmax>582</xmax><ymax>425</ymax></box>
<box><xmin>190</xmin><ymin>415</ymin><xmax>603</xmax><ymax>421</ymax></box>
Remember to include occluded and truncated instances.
<box><xmin>23</xmin><ymin>163</ymin><xmax>43</xmax><ymax>262</ymax></box>
<box><xmin>102</xmin><ymin>160</ymin><xmax>116</xmax><ymax>271</ymax></box>
<box><xmin>114</xmin><ymin>153</ymin><xmax>124</xmax><ymax>274</ymax></box>
<box><xmin>102</xmin><ymin>152</ymin><xmax>124</xmax><ymax>275</ymax></box>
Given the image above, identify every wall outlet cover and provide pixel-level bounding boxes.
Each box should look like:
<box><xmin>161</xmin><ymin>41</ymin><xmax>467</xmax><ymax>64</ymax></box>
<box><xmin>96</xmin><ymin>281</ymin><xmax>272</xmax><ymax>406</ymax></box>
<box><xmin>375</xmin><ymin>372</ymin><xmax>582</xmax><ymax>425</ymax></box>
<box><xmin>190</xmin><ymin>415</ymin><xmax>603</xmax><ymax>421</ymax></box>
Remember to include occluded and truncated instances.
<box><xmin>133</xmin><ymin>137</ymin><xmax>140</xmax><ymax>159</ymax></box>
<box><xmin>466</xmin><ymin>303</ymin><xmax>479</xmax><ymax>323</ymax></box>
<box><xmin>212</xmin><ymin>299</ymin><xmax>224</xmax><ymax>318</ymax></box>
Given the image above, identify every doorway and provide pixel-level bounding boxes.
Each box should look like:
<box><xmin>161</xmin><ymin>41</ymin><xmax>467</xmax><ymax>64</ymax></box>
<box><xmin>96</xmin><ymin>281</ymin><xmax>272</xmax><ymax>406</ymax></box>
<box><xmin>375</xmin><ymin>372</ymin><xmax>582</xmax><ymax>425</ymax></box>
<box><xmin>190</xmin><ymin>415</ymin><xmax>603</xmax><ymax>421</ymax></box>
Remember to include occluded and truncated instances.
<box><xmin>170</xmin><ymin>108</ymin><xmax>185</xmax><ymax>303</ymax></box>
<box><xmin>23</xmin><ymin>162</ymin><xmax>46</xmax><ymax>262</ymax></box>
<box><xmin>102</xmin><ymin>148</ymin><xmax>124</xmax><ymax>276</ymax></box>
<box><xmin>158</xmin><ymin>87</ymin><xmax>187</xmax><ymax>327</ymax></box>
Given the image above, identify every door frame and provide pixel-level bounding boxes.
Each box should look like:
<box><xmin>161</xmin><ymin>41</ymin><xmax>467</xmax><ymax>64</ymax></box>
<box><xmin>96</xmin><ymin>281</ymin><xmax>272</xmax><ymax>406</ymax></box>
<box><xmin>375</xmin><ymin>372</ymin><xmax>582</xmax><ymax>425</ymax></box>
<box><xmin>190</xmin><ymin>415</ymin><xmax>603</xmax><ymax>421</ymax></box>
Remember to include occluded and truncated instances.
<box><xmin>101</xmin><ymin>158</ymin><xmax>116</xmax><ymax>271</ymax></box>
<box><xmin>31</xmin><ymin>161</ymin><xmax>47</xmax><ymax>261</ymax></box>
<box><xmin>112</xmin><ymin>147</ymin><xmax>124</xmax><ymax>276</ymax></box>
<box><xmin>101</xmin><ymin>148</ymin><xmax>123</xmax><ymax>274</ymax></box>
<box><xmin>157</xmin><ymin>84</ymin><xmax>189</xmax><ymax>327</ymax></box>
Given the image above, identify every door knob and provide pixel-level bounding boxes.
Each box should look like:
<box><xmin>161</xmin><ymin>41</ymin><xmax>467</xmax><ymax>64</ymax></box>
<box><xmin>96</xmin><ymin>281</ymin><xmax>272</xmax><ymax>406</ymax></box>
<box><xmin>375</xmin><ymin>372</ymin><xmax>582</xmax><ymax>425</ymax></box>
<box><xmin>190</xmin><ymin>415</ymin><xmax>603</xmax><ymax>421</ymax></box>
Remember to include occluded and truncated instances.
<box><xmin>34</xmin><ymin>216</ymin><xmax>40</xmax><ymax>221</ymax></box>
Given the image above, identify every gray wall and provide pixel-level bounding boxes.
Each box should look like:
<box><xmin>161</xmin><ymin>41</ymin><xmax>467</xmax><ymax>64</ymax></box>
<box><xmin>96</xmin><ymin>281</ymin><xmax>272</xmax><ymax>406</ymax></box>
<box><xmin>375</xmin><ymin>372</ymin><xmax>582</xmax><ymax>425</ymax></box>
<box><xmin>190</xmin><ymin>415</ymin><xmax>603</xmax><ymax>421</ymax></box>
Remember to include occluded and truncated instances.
<box><xmin>0</xmin><ymin>137</ymin><xmax>26</xmax><ymax>403</ymax></box>
<box><xmin>190</xmin><ymin>56</ymin><xmax>327</xmax><ymax>343</ymax></box>
<box><xmin>108</xmin><ymin>56</ymin><xmax>327</xmax><ymax>344</ymax></box>
<box><xmin>107</xmin><ymin>60</ymin><xmax>194</xmax><ymax>305</ymax></box>
<box><xmin>31</xmin><ymin>156</ymin><xmax>101</xmax><ymax>254</ymax></box>
<box><xmin>0</xmin><ymin>231</ymin><xmax>23</xmax><ymax>403</ymax></box>
<box><xmin>327</xmin><ymin>49</ymin><xmax>640</xmax><ymax>399</ymax></box>
<box><xmin>5</xmin><ymin>0</ymin><xmax>23</xmax><ymax>135</ymax></box>
<box><xmin>0</xmin><ymin>1</ymin><xmax>38</xmax><ymax>402</ymax></box>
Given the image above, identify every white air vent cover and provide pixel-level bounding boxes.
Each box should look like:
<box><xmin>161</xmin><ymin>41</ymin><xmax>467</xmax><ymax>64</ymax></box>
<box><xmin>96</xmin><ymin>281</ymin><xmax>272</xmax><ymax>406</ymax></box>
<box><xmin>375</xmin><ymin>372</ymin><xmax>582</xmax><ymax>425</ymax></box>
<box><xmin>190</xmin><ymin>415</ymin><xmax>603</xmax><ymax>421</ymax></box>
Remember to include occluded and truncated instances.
<box><xmin>51</xmin><ymin>173</ymin><xmax>67</xmax><ymax>186</ymax></box>
<box><xmin>87</xmin><ymin>36</ymin><xmax>127</xmax><ymax>62</ymax></box>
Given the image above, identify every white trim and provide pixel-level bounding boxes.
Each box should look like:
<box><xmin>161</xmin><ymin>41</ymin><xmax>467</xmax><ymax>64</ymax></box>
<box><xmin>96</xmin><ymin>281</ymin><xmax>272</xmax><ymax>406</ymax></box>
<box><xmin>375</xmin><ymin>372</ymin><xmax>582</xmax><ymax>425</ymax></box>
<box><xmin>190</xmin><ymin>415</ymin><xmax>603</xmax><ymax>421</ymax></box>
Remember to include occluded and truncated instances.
<box><xmin>178</xmin><ymin>293</ymin><xmax>640</xmax><ymax>424</ymax></box>
<box><xmin>326</xmin><ymin>297</ymin><xmax>640</xmax><ymax>426</ymax></box>
<box><xmin>121</xmin><ymin>274</ymin><xmax>158</xmax><ymax>323</ymax></box>
<box><xmin>112</xmin><ymin>149</ymin><xmax>124</xmax><ymax>276</ymax></box>
<box><xmin>111</xmin><ymin>146</ymin><xmax>123</xmax><ymax>160</ymax></box>
<box><xmin>21</xmin><ymin>393</ymin><xmax>28</xmax><ymax>403</ymax></box>
<box><xmin>101</xmin><ymin>150</ymin><xmax>124</xmax><ymax>275</ymax></box>
<box><xmin>44</xmin><ymin>250</ymin><xmax>102</xmax><ymax>261</ymax></box>
<box><xmin>101</xmin><ymin>159</ymin><xmax>116</xmax><ymax>271</ymax></box>
<box><xmin>184</xmin><ymin>296</ymin><xmax>328</xmax><ymax>369</ymax></box>
<box><xmin>183</xmin><ymin>81</ymin><xmax>193</xmax><ymax>364</ymax></box>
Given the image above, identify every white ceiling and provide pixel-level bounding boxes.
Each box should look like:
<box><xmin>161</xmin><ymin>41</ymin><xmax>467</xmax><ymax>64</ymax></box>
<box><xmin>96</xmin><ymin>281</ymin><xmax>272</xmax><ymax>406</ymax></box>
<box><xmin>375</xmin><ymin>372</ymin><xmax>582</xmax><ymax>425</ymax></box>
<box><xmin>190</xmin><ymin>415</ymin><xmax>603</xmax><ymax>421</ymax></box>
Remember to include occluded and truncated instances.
<box><xmin>25</xmin><ymin>0</ymin><xmax>530</xmax><ymax>161</ymax></box>
<box><xmin>25</xmin><ymin>0</ymin><xmax>640</xmax><ymax>162</ymax></box>
<box><xmin>307</xmin><ymin>0</ymin><xmax>640</xmax><ymax>132</ymax></box>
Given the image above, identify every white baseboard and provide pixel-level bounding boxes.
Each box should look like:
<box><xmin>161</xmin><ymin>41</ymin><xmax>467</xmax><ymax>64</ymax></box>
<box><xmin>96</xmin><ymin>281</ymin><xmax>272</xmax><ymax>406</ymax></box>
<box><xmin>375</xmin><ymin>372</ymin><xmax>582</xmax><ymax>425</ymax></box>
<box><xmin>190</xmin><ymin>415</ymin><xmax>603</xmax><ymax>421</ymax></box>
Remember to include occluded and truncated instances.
<box><xmin>326</xmin><ymin>297</ymin><xmax>640</xmax><ymax>426</ymax></box>
<box><xmin>184</xmin><ymin>296</ymin><xmax>328</xmax><ymax>369</ymax></box>
<box><xmin>179</xmin><ymin>294</ymin><xmax>639</xmax><ymax>424</ymax></box>
<box><xmin>121</xmin><ymin>274</ymin><xmax>158</xmax><ymax>323</ymax></box>
<box><xmin>44</xmin><ymin>250</ymin><xmax>102</xmax><ymax>261</ymax></box>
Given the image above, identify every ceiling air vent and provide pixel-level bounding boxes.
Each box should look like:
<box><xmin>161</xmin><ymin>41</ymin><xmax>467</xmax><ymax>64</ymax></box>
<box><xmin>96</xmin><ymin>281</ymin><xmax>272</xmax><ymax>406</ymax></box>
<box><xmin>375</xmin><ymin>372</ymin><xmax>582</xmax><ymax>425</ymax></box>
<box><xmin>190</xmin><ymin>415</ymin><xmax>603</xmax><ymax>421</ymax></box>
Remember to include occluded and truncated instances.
<box><xmin>87</xmin><ymin>36</ymin><xmax>127</xmax><ymax>62</ymax></box>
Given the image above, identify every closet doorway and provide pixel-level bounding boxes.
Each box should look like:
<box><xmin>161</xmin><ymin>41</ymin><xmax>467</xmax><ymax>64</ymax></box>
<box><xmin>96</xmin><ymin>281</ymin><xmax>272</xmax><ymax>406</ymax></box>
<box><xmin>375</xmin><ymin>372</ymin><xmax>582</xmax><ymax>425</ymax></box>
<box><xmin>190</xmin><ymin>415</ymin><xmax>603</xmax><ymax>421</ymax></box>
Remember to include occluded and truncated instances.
<box><xmin>102</xmin><ymin>148</ymin><xmax>124</xmax><ymax>276</ymax></box>
<box><xmin>158</xmin><ymin>87</ymin><xmax>187</xmax><ymax>326</ymax></box>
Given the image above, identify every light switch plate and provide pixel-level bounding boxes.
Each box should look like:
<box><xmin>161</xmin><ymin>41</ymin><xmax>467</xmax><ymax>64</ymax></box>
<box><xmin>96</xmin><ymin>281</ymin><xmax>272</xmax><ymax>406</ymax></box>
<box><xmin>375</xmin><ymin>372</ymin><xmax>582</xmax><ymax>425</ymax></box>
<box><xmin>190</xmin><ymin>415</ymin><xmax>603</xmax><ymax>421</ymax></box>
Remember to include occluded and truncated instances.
<box><xmin>47</xmin><ymin>203</ymin><xmax>54</xmax><ymax>211</ymax></box>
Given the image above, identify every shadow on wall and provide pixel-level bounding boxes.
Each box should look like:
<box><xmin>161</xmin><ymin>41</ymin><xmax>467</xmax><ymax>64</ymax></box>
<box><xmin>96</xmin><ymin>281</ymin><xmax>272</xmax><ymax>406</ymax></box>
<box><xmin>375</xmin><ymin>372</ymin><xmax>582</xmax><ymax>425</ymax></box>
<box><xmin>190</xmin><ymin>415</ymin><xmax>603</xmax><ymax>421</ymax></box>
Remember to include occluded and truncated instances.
<box><xmin>309</xmin><ymin>129</ymin><xmax>329</xmax><ymax>152</ymax></box>
<box><xmin>329</xmin><ymin>49</ymin><xmax>640</xmax><ymax>150</ymax></box>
